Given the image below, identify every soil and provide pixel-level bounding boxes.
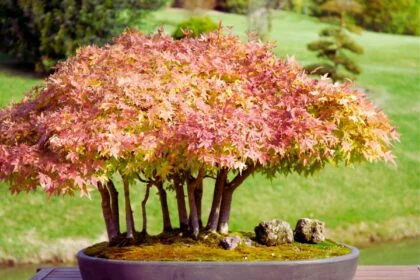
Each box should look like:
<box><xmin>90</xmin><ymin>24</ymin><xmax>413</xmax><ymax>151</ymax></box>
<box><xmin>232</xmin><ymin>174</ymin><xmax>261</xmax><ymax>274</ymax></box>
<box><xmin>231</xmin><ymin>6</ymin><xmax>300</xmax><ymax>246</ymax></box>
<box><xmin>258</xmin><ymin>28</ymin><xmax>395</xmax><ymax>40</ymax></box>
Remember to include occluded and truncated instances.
<box><xmin>84</xmin><ymin>231</ymin><xmax>351</xmax><ymax>262</ymax></box>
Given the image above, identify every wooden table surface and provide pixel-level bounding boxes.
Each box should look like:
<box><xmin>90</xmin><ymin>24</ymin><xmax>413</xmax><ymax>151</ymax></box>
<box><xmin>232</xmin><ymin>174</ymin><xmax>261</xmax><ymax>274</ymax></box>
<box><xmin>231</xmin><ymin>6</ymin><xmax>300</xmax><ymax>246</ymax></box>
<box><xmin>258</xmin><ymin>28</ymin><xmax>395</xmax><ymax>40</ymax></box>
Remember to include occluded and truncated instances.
<box><xmin>31</xmin><ymin>266</ymin><xmax>419</xmax><ymax>280</ymax></box>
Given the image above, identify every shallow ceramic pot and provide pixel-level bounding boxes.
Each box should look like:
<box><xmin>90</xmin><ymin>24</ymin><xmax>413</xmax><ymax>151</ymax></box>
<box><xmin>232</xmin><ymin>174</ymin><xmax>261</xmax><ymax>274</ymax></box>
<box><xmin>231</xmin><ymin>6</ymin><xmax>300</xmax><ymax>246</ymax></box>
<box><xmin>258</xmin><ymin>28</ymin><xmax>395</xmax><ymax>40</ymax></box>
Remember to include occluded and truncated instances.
<box><xmin>77</xmin><ymin>244</ymin><xmax>359</xmax><ymax>280</ymax></box>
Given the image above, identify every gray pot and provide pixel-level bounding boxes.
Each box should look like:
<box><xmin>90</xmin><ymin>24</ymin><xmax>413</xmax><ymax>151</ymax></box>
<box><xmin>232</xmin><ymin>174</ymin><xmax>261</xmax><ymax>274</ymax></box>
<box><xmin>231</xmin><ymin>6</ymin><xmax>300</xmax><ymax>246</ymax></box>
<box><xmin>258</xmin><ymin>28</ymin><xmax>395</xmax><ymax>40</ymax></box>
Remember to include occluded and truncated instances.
<box><xmin>77</xmin><ymin>244</ymin><xmax>359</xmax><ymax>280</ymax></box>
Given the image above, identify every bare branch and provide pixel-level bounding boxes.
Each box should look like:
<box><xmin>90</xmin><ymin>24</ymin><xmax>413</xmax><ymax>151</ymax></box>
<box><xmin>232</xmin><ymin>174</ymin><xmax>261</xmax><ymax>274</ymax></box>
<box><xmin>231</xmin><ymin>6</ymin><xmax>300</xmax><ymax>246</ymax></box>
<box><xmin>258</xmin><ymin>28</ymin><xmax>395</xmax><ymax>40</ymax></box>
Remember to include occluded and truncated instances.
<box><xmin>227</xmin><ymin>164</ymin><xmax>260</xmax><ymax>191</ymax></box>
<box><xmin>137</xmin><ymin>174</ymin><xmax>151</xmax><ymax>184</ymax></box>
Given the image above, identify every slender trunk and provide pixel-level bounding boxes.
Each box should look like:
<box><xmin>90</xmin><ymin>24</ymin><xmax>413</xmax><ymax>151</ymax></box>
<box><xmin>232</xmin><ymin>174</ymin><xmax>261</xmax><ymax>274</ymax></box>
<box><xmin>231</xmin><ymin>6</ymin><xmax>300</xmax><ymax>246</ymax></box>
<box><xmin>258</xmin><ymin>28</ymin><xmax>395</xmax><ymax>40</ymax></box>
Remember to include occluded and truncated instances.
<box><xmin>141</xmin><ymin>183</ymin><xmax>151</xmax><ymax>234</ymax></box>
<box><xmin>217</xmin><ymin>188</ymin><xmax>234</xmax><ymax>234</ymax></box>
<box><xmin>98</xmin><ymin>183</ymin><xmax>118</xmax><ymax>241</ymax></box>
<box><xmin>107</xmin><ymin>180</ymin><xmax>120</xmax><ymax>235</ymax></box>
<box><xmin>194</xmin><ymin>179</ymin><xmax>203</xmax><ymax>229</ymax></box>
<box><xmin>186</xmin><ymin>169</ymin><xmax>205</xmax><ymax>239</ymax></box>
<box><xmin>206</xmin><ymin>168</ymin><xmax>228</xmax><ymax>232</ymax></box>
<box><xmin>216</xmin><ymin>165</ymin><xmax>258</xmax><ymax>234</ymax></box>
<box><xmin>155</xmin><ymin>181</ymin><xmax>172</xmax><ymax>232</ymax></box>
<box><xmin>174</xmin><ymin>176</ymin><xmax>189</xmax><ymax>233</ymax></box>
<box><xmin>122</xmin><ymin>177</ymin><xmax>135</xmax><ymax>239</ymax></box>
<box><xmin>187</xmin><ymin>180</ymin><xmax>199</xmax><ymax>239</ymax></box>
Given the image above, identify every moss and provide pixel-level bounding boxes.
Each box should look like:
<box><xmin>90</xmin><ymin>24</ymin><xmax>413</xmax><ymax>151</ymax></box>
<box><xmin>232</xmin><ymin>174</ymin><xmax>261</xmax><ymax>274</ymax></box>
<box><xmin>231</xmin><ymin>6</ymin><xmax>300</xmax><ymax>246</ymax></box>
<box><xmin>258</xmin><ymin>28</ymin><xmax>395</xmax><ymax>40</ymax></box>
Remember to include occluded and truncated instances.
<box><xmin>84</xmin><ymin>232</ymin><xmax>351</xmax><ymax>262</ymax></box>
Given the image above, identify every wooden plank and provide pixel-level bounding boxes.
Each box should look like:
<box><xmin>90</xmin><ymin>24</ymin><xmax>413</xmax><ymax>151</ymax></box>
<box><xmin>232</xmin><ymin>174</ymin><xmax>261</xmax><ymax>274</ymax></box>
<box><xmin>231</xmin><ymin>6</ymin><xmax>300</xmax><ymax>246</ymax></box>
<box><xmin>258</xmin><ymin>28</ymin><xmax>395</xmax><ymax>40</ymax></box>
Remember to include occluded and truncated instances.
<box><xmin>32</xmin><ymin>268</ymin><xmax>81</xmax><ymax>280</ymax></box>
<box><xmin>357</xmin><ymin>266</ymin><xmax>419</xmax><ymax>270</ymax></box>
<box><xmin>31</xmin><ymin>268</ymin><xmax>55</xmax><ymax>280</ymax></box>
<box><xmin>33</xmin><ymin>266</ymin><xmax>420</xmax><ymax>280</ymax></box>
<box><xmin>47</xmin><ymin>267</ymin><xmax>81</xmax><ymax>279</ymax></box>
<box><xmin>354</xmin><ymin>266</ymin><xmax>420</xmax><ymax>280</ymax></box>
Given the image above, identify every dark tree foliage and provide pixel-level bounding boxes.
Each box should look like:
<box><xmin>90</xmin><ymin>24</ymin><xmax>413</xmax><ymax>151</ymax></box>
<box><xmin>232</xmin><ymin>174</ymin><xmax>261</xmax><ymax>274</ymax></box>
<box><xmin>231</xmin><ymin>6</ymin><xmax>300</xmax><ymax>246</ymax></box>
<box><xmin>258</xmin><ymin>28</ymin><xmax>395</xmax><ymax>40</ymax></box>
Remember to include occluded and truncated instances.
<box><xmin>306</xmin><ymin>0</ymin><xmax>419</xmax><ymax>36</ymax></box>
<box><xmin>305</xmin><ymin>0</ymin><xmax>364</xmax><ymax>82</ymax></box>
<box><xmin>0</xmin><ymin>0</ymin><xmax>161</xmax><ymax>73</ymax></box>
<box><xmin>354</xmin><ymin>0</ymin><xmax>419</xmax><ymax>36</ymax></box>
<box><xmin>215</xmin><ymin>0</ymin><xmax>248</xmax><ymax>14</ymax></box>
<box><xmin>136</xmin><ymin>0</ymin><xmax>171</xmax><ymax>10</ymax></box>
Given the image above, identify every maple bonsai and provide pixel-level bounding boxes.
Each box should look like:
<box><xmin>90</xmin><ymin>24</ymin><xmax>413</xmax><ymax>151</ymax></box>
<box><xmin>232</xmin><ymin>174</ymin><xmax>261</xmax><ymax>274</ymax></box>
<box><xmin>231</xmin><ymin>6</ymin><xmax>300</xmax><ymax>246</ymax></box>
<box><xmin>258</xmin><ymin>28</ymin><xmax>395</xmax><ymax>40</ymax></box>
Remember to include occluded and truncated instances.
<box><xmin>0</xmin><ymin>29</ymin><xmax>398</xmax><ymax>244</ymax></box>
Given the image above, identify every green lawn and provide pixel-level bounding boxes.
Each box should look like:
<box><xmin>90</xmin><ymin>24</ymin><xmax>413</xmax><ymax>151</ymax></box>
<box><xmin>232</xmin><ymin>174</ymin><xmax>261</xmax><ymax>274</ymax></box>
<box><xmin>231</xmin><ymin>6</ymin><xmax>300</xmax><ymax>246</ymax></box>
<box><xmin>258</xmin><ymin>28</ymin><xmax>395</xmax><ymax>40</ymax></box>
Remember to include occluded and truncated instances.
<box><xmin>0</xmin><ymin>8</ymin><xmax>419</xmax><ymax>264</ymax></box>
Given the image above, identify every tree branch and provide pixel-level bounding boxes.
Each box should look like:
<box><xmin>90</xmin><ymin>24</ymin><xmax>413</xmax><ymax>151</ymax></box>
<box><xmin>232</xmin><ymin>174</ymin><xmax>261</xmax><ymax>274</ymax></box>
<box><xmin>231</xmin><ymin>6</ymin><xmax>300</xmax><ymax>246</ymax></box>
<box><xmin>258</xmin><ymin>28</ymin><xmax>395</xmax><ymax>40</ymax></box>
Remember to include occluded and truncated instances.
<box><xmin>226</xmin><ymin>164</ymin><xmax>260</xmax><ymax>191</ymax></box>
<box><xmin>137</xmin><ymin>174</ymin><xmax>152</xmax><ymax>184</ymax></box>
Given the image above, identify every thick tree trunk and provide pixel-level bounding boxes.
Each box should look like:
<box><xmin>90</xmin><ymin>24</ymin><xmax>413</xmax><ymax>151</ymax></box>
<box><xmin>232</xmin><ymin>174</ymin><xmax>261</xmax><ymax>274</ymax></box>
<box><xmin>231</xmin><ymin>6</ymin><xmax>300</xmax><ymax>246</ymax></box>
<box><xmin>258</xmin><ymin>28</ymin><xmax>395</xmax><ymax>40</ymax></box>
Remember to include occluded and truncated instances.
<box><xmin>122</xmin><ymin>177</ymin><xmax>136</xmax><ymax>239</ymax></box>
<box><xmin>141</xmin><ymin>183</ymin><xmax>151</xmax><ymax>234</ymax></box>
<box><xmin>174</xmin><ymin>176</ymin><xmax>189</xmax><ymax>233</ymax></box>
<box><xmin>107</xmin><ymin>180</ymin><xmax>120</xmax><ymax>235</ymax></box>
<box><xmin>155</xmin><ymin>181</ymin><xmax>173</xmax><ymax>232</ymax></box>
<box><xmin>194</xmin><ymin>179</ymin><xmax>203</xmax><ymax>229</ymax></box>
<box><xmin>217</xmin><ymin>188</ymin><xmax>234</xmax><ymax>234</ymax></box>
<box><xmin>186</xmin><ymin>170</ymin><xmax>205</xmax><ymax>239</ymax></box>
<box><xmin>206</xmin><ymin>168</ymin><xmax>228</xmax><ymax>232</ymax></box>
<box><xmin>187</xmin><ymin>181</ymin><xmax>199</xmax><ymax>239</ymax></box>
<box><xmin>216</xmin><ymin>165</ymin><xmax>259</xmax><ymax>234</ymax></box>
<box><xmin>98</xmin><ymin>183</ymin><xmax>118</xmax><ymax>241</ymax></box>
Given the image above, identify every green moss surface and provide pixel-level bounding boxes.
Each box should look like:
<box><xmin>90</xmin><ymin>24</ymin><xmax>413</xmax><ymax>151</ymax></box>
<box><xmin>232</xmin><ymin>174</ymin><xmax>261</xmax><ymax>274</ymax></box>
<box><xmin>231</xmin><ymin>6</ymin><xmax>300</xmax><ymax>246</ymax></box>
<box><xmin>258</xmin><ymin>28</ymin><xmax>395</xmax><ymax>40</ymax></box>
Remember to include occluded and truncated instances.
<box><xmin>85</xmin><ymin>232</ymin><xmax>351</xmax><ymax>262</ymax></box>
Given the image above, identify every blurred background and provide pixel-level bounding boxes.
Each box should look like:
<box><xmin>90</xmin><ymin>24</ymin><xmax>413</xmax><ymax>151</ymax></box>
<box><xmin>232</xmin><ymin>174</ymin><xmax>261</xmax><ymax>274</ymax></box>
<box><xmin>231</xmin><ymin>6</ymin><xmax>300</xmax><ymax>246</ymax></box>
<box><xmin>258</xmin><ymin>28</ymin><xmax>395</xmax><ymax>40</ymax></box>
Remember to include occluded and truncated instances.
<box><xmin>0</xmin><ymin>0</ymin><xmax>419</xmax><ymax>278</ymax></box>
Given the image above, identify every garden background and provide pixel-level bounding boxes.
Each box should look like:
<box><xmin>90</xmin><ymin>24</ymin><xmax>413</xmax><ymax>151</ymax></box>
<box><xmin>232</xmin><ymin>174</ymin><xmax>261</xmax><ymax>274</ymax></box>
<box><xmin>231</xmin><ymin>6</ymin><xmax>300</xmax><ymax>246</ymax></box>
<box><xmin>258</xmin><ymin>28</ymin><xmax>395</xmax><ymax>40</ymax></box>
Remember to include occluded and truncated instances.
<box><xmin>0</xmin><ymin>0</ymin><xmax>419</xmax><ymax>278</ymax></box>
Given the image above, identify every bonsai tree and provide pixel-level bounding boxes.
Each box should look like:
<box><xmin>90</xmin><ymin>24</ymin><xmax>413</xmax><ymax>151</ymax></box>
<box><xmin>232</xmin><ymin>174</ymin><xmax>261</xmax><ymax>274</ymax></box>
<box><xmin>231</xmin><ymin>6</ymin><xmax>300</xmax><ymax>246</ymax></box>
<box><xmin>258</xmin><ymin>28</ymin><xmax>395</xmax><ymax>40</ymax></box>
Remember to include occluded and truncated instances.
<box><xmin>0</xmin><ymin>28</ymin><xmax>398</xmax><ymax>243</ymax></box>
<box><xmin>305</xmin><ymin>0</ymin><xmax>364</xmax><ymax>81</ymax></box>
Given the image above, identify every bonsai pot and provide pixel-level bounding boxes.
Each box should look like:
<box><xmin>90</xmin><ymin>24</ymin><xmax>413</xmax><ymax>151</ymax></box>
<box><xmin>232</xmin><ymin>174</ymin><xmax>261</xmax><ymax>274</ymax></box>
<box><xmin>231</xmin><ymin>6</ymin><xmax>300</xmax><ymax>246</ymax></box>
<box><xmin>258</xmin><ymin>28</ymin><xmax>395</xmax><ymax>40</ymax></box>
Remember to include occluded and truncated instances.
<box><xmin>77</xmin><ymin>244</ymin><xmax>359</xmax><ymax>280</ymax></box>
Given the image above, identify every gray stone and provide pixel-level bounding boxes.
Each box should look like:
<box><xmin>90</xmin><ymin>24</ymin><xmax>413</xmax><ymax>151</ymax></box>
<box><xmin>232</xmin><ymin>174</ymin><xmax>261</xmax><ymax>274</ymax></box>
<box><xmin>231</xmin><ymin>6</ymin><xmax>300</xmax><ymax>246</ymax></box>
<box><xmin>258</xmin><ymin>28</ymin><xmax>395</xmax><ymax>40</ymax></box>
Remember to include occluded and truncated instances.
<box><xmin>294</xmin><ymin>218</ymin><xmax>325</xmax><ymax>244</ymax></box>
<box><xmin>219</xmin><ymin>235</ymin><xmax>242</xmax><ymax>250</ymax></box>
<box><xmin>254</xmin><ymin>219</ymin><xmax>294</xmax><ymax>246</ymax></box>
<box><xmin>243</xmin><ymin>238</ymin><xmax>253</xmax><ymax>247</ymax></box>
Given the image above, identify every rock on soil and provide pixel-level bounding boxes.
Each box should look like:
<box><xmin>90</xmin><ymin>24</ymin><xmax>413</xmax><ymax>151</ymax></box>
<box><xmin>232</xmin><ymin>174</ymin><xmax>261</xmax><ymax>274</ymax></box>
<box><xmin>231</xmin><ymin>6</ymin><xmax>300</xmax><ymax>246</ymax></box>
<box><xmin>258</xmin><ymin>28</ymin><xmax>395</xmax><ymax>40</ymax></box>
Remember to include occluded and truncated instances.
<box><xmin>219</xmin><ymin>236</ymin><xmax>253</xmax><ymax>250</ymax></box>
<box><xmin>219</xmin><ymin>236</ymin><xmax>242</xmax><ymax>250</ymax></box>
<box><xmin>254</xmin><ymin>219</ymin><xmax>294</xmax><ymax>246</ymax></box>
<box><xmin>294</xmin><ymin>218</ymin><xmax>325</xmax><ymax>244</ymax></box>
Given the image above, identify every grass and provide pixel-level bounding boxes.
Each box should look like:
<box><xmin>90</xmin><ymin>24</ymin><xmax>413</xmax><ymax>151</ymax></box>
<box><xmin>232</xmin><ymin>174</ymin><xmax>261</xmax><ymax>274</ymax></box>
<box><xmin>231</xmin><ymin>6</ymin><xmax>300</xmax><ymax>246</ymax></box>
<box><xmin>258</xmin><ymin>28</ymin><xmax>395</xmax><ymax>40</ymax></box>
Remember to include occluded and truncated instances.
<box><xmin>0</xmin><ymin>8</ymin><xmax>419</xmax><ymax>264</ymax></box>
<box><xmin>0</xmin><ymin>71</ymin><xmax>39</xmax><ymax>107</ymax></box>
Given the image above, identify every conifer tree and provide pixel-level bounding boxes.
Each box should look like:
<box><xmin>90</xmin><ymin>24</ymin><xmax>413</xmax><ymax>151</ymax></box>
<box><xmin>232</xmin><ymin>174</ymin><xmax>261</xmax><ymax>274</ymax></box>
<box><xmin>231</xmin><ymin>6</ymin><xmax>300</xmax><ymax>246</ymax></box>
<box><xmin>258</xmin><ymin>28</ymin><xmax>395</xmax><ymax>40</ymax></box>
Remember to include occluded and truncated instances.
<box><xmin>305</xmin><ymin>0</ymin><xmax>364</xmax><ymax>81</ymax></box>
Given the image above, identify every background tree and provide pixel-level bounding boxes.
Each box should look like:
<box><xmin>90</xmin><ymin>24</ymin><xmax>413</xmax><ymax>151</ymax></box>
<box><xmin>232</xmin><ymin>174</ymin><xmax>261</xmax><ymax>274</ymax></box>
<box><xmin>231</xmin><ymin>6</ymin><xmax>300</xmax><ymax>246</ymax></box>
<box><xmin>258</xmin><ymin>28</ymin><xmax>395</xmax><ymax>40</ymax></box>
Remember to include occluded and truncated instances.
<box><xmin>0</xmin><ymin>0</ymin><xmax>168</xmax><ymax>73</ymax></box>
<box><xmin>248</xmin><ymin>0</ymin><xmax>276</xmax><ymax>41</ymax></box>
<box><xmin>172</xmin><ymin>16</ymin><xmax>219</xmax><ymax>39</ymax></box>
<box><xmin>354</xmin><ymin>0</ymin><xmax>419</xmax><ymax>36</ymax></box>
<box><xmin>215</xmin><ymin>0</ymin><xmax>248</xmax><ymax>14</ymax></box>
<box><xmin>305</xmin><ymin>0</ymin><xmax>364</xmax><ymax>81</ymax></box>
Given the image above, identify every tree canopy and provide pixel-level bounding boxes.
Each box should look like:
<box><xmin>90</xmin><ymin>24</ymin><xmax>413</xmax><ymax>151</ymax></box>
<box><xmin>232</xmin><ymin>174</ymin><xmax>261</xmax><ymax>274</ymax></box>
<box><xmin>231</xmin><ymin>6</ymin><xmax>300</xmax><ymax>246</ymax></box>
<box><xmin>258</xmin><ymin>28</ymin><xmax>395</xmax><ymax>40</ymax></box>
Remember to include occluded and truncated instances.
<box><xmin>0</xmin><ymin>28</ymin><xmax>399</xmax><ymax>239</ymax></box>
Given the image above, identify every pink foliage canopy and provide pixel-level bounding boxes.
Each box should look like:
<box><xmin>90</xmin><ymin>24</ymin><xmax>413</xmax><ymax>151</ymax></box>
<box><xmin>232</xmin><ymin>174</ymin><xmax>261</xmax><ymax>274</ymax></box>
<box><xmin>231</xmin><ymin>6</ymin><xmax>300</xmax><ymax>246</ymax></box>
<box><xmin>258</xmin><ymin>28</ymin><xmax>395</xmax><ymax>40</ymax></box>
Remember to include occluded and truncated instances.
<box><xmin>0</xmin><ymin>28</ymin><xmax>399</xmax><ymax>196</ymax></box>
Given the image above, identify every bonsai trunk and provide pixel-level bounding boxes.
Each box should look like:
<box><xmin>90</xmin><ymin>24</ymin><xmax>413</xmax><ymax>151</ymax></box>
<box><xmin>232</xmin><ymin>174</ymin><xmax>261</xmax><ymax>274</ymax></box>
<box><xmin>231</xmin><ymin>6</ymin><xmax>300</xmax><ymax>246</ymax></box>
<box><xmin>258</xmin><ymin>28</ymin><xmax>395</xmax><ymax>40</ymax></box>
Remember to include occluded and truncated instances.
<box><xmin>107</xmin><ymin>180</ymin><xmax>120</xmax><ymax>235</ymax></box>
<box><xmin>217</xmin><ymin>188</ymin><xmax>234</xmax><ymax>234</ymax></box>
<box><xmin>174</xmin><ymin>176</ymin><xmax>189</xmax><ymax>233</ymax></box>
<box><xmin>216</xmin><ymin>165</ymin><xmax>258</xmax><ymax>234</ymax></box>
<box><xmin>186</xmin><ymin>170</ymin><xmax>205</xmax><ymax>239</ymax></box>
<box><xmin>97</xmin><ymin>183</ymin><xmax>118</xmax><ymax>241</ymax></box>
<box><xmin>206</xmin><ymin>168</ymin><xmax>228</xmax><ymax>232</ymax></box>
<box><xmin>122</xmin><ymin>177</ymin><xmax>136</xmax><ymax>239</ymax></box>
<box><xmin>187</xmin><ymin>181</ymin><xmax>199</xmax><ymax>239</ymax></box>
<box><xmin>141</xmin><ymin>183</ymin><xmax>151</xmax><ymax>234</ymax></box>
<box><xmin>155</xmin><ymin>181</ymin><xmax>172</xmax><ymax>232</ymax></box>
<box><xmin>194</xmin><ymin>179</ymin><xmax>203</xmax><ymax>229</ymax></box>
